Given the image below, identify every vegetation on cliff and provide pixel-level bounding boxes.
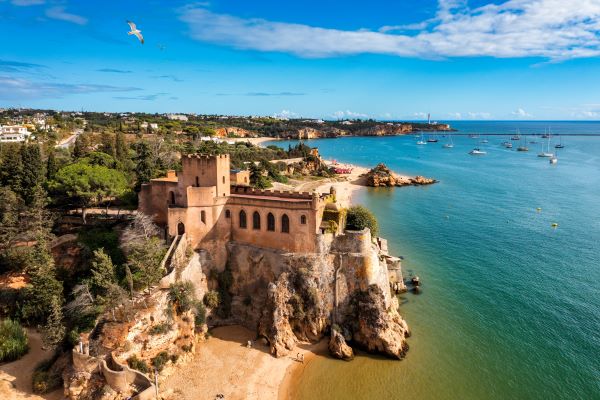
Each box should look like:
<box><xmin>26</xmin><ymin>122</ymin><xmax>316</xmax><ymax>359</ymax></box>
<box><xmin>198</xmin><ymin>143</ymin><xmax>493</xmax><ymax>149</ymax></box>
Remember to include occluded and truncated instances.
<box><xmin>346</xmin><ymin>205</ymin><xmax>379</xmax><ymax>237</ymax></box>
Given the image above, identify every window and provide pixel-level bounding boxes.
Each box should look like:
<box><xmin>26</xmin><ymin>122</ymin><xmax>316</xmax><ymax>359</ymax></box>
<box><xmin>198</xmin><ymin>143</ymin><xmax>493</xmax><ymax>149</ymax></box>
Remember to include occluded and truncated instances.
<box><xmin>300</xmin><ymin>215</ymin><xmax>307</xmax><ymax>225</ymax></box>
<box><xmin>253</xmin><ymin>211</ymin><xmax>261</xmax><ymax>230</ymax></box>
<box><xmin>201</xmin><ymin>210</ymin><xmax>206</xmax><ymax>224</ymax></box>
<box><xmin>267</xmin><ymin>213</ymin><xmax>275</xmax><ymax>231</ymax></box>
<box><xmin>225</xmin><ymin>209</ymin><xmax>231</xmax><ymax>218</ymax></box>
<box><xmin>239</xmin><ymin>210</ymin><xmax>247</xmax><ymax>229</ymax></box>
<box><xmin>195</xmin><ymin>176</ymin><xmax>199</xmax><ymax>187</ymax></box>
<box><xmin>223</xmin><ymin>176</ymin><xmax>226</xmax><ymax>184</ymax></box>
<box><xmin>281</xmin><ymin>214</ymin><xmax>290</xmax><ymax>233</ymax></box>
<box><xmin>169</xmin><ymin>191</ymin><xmax>175</xmax><ymax>205</ymax></box>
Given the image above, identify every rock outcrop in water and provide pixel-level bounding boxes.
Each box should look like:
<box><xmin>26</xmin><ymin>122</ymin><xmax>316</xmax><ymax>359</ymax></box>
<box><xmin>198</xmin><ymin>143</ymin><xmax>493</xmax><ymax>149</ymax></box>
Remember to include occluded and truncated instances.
<box><xmin>365</xmin><ymin>163</ymin><xmax>437</xmax><ymax>187</ymax></box>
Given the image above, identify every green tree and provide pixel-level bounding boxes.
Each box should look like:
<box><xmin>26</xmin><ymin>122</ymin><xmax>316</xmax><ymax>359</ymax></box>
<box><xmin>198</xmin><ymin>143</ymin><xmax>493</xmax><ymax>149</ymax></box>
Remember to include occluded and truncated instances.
<box><xmin>46</xmin><ymin>150</ymin><xmax>57</xmax><ymax>181</ymax></box>
<box><xmin>0</xmin><ymin>187</ymin><xmax>20</xmax><ymax>246</ymax></box>
<box><xmin>41</xmin><ymin>298</ymin><xmax>65</xmax><ymax>348</ymax></box>
<box><xmin>20</xmin><ymin>241</ymin><xmax>64</xmax><ymax>325</ymax></box>
<box><xmin>346</xmin><ymin>205</ymin><xmax>379</xmax><ymax>237</ymax></box>
<box><xmin>0</xmin><ymin>144</ymin><xmax>23</xmax><ymax>194</ymax></box>
<box><xmin>72</xmin><ymin>133</ymin><xmax>90</xmax><ymax>159</ymax></box>
<box><xmin>88</xmin><ymin>248</ymin><xmax>116</xmax><ymax>300</ymax></box>
<box><xmin>19</xmin><ymin>144</ymin><xmax>44</xmax><ymax>205</ymax></box>
<box><xmin>115</xmin><ymin>131</ymin><xmax>129</xmax><ymax>166</ymax></box>
<box><xmin>100</xmin><ymin>132</ymin><xmax>115</xmax><ymax>157</ymax></box>
<box><xmin>126</xmin><ymin>237</ymin><xmax>166</xmax><ymax>291</ymax></box>
<box><xmin>133</xmin><ymin>142</ymin><xmax>155</xmax><ymax>192</ymax></box>
<box><xmin>48</xmin><ymin>162</ymin><xmax>127</xmax><ymax>223</ymax></box>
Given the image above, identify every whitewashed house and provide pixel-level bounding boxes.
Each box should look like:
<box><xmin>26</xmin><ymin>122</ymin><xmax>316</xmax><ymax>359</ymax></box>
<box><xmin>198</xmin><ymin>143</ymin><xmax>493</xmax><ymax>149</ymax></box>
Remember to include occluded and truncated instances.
<box><xmin>0</xmin><ymin>125</ymin><xmax>32</xmax><ymax>142</ymax></box>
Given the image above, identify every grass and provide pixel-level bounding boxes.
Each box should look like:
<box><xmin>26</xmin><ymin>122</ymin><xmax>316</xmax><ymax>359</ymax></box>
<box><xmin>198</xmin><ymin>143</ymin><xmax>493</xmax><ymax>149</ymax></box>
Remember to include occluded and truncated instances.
<box><xmin>0</xmin><ymin>319</ymin><xmax>29</xmax><ymax>362</ymax></box>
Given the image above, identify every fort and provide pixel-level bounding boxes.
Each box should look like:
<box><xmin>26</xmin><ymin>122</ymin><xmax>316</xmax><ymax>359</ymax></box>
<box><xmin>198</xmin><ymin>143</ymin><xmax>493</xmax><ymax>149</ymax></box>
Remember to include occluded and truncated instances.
<box><xmin>139</xmin><ymin>154</ymin><xmax>335</xmax><ymax>269</ymax></box>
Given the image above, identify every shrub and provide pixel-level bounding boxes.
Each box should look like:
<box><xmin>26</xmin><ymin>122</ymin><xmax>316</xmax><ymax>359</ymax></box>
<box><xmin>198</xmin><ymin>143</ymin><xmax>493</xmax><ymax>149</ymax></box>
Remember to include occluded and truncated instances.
<box><xmin>203</xmin><ymin>291</ymin><xmax>220</xmax><ymax>309</ymax></box>
<box><xmin>193</xmin><ymin>301</ymin><xmax>206</xmax><ymax>327</ymax></box>
<box><xmin>148</xmin><ymin>322</ymin><xmax>171</xmax><ymax>335</ymax></box>
<box><xmin>0</xmin><ymin>319</ymin><xmax>29</xmax><ymax>362</ymax></box>
<box><xmin>127</xmin><ymin>354</ymin><xmax>150</xmax><ymax>373</ymax></box>
<box><xmin>345</xmin><ymin>205</ymin><xmax>379</xmax><ymax>237</ymax></box>
<box><xmin>168</xmin><ymin>282</ymin><xmax>195</xmax><ymax>315</ymax></box>
<box><xmin>32</xmin><ymin>357</ymin><xmax>62</xmax><ymax>394</ymax></box>
<box><xmin>151</xmin><ymin>351</ymin><xmax>169</xmax><ymax>372</ymax></box>
<box><xmin>181</xmin><ymin>344</ymin><xmax>193</xmax><ymax>352</ymax></box>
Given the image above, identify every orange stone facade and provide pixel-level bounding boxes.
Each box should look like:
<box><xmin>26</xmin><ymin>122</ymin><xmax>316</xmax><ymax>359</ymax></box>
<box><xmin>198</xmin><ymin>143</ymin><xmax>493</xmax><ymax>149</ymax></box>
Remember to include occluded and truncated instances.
<box><xmin>139</xmin><ymin>154</ymin><xmax>330</xmax><ymax>268</ymax></box>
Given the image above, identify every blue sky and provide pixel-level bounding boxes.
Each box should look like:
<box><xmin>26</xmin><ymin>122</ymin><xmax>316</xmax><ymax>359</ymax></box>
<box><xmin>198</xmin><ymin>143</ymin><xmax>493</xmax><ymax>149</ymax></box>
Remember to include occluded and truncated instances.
<box><xmin>1</xmin><ymin>0</ymin><xmax>600</xmax><ymax>120</ymax></box>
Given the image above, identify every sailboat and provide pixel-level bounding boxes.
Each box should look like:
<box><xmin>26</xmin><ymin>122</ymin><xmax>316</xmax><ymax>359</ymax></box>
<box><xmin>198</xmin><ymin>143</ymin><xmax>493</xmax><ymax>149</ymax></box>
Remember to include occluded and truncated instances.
<box><xmin>555</xmin><ymin>135</ymin><xmax>565</xmax><ymax>149</ymax></box>
<box><xmin>549</xmin><ymin>152</ymin><xmax>558</xmax><ymax>164</ymax></box>
<box><xmin>538</xmin><ymin>137</ymin><xmax>553</xmax><ymax>157</ymax></box>
<box><xmin>481</xmin><ymin>136</ymin><xmax>489</xmax><ymax>144</ymax></box>
<box><xmin>443</xmin><ymin>134</ymin><xmax>454</xmax><ymax>148</ymax></box>
<box><xmin>427</xmin><ymin>134</ymin><xmax>438</xmax><ymax>143</ymax></box>
<box><xmin>517</xmin><ymin>135</ymin><xmax>529</xmax><ymax>151</ymax></box>
<box><xmin>417</xmin><ymin>132</ymin><xmax>427</xmax><ymax>145</ymax></box>
<box><xmin>511</xmin><ymin>129</ymin><xmax>521</xmax><ymax>140</ymax></box>
<box><xmin>541</xmin><ymin>128</ymin><xmax>550</xmax><ymax>139</ymax></box>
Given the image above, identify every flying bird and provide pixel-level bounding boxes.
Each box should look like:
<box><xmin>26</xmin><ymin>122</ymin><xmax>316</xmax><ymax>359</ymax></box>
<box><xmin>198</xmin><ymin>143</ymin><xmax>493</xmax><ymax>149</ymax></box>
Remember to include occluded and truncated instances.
<box><xmin>127</xmin><ymin>21</ymin><xmax>144</xmax><ymax>44</ymax></box>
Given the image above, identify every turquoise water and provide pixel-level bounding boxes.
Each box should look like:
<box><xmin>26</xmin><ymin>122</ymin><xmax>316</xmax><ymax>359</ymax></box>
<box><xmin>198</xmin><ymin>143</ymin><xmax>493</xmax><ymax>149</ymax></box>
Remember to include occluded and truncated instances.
<box><xmin>269</xmin><ymin>121</ymin><xmax>600</xmax><ymax>400</ymax></box>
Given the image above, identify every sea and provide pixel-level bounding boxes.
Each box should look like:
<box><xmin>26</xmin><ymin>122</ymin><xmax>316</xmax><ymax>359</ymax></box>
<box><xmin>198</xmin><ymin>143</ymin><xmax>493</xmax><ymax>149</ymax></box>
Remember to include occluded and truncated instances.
<box><xmin>267</xmin><ymin>121</ymin><xmax>600</xmax><ymax>400</ymax></box>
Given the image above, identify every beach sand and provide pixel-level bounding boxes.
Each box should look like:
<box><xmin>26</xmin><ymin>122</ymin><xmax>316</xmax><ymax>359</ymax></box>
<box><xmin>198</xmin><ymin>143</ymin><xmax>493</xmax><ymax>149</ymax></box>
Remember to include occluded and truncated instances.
<box><xmin>160</xmin><ymin>325</ymin><xmax>325</xmax><ymax>400</ymax></box>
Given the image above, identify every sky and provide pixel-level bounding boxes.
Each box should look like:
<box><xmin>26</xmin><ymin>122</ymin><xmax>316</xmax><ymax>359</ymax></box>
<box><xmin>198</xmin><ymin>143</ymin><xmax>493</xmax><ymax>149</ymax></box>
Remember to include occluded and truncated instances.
<box><xmin>1</xmin><ymin>0</ymin><xmax>600</xmax><ymax>120</ymax></box>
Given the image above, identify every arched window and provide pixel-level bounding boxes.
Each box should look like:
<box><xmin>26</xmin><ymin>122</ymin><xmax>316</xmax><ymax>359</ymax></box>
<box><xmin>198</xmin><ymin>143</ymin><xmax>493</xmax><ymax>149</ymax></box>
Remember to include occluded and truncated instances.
<box><xmin>201</xmin><ymin>210</ymin><xmax>206</xmax><ymax>224</ymax></box>
<box><xmin>281</xmin><ymin>214</ymin><xmax>290</xmax><ymax>233</ymax></box>
<box><xmin>222</xmin><ymin>176</ymin><xmax>226</xmax><ymax>184</ymax></box>
<box><xmin>253</xmin><ymin>211</ymin><xmax>261</xmax><ymax>230</ymax></box>
<box><xmin>195</xmin><ymin>176</ymin><xmax>199</xmax><ymax>187</ymax></box>
<box><xmin>225</xmin><ymin>209</ymin><xmax>231</xmax><ymax>218</ymax></box>
<box><xmin>169</xmin><ymin>191</ymin><xmax>175</xmax><ymax>205</ymax></box>
<box><xmin>239</xmin><ymin>210</ymin><xmax>247</xmax><ymax>229</ymax></box>
<box><xmin>177</xmin><ymin>222</ymin><xmax>185</xmax><ymax>235</ymax></box>
<box><xmin>300</xmin><ymin>215</ymin><xmax>307</xmax><ymax>225</ymax></box>
<box><xmin>267</xmin><ymin>213</ymin><xmax>275</xmax><ymax>231</ymax></box>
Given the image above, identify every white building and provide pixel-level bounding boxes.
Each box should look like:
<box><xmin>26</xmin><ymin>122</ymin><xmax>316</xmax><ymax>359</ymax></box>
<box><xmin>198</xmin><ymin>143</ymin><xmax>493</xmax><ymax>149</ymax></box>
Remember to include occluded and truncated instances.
<box><xmin>141</xmin><ymin>122</ymin><xmax>159</xmax><ymax>130</ymax></box>
<box><xmin>0</xmin><ymin>125</ymin><xmax>31</xmax><ymax>142</ymax></box>
<box><xmin>166</xmin><ymin>114</ymin><xmax>188</xmax><ymax>121</ymax></box>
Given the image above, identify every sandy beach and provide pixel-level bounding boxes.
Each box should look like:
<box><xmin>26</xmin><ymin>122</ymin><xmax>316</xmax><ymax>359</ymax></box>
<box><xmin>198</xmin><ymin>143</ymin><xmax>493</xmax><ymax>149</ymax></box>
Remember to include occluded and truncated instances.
<box><xmin>160</xmin><ymin>325</ymin><xmax>326</xmax><ymax>400</ymax></box>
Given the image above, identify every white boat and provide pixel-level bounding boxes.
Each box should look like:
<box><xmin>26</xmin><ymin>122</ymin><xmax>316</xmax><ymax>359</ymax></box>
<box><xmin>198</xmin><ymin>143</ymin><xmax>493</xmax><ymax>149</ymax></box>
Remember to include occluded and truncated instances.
<box><xmin>517</xmin><ymin>135</ymin><xmax>529</xmax><ymax>152</ymax></box>
<box><xmin>417</xmin><ymin>132</ymin><xmax>427</xmax><ymax>145</ymax></box>
<box><xmin>443</xmin><ymin>134</ymin><xmax>454</xmax><ymax>148</ymax></box>
<box><xmin>504</xmin><ymin>142</ymin><xmax>513</xmax><ymax>149</ymax></box>
<box><xmin>469</xmin><ymin>148</ymin><xmax>487</xmax><ymax>155</ymax></box>
<box><xmin>549</xmin><ymin>155</ymin><xmax>558</xmax><ymax>164</ymax></box>
<box><xmin>481</xmin><ymin>136</ymin><xmax>489</xmax><ymax>144</ymax></box>
<box><xmin>555</xmin><ymin>135</ymin><xmax>565</xmax><ymax>149</ymax></box>
<box><xmin>538</xmin><ymin>137</ymin><xmax>553</xmax><ymax>157</ymax></box>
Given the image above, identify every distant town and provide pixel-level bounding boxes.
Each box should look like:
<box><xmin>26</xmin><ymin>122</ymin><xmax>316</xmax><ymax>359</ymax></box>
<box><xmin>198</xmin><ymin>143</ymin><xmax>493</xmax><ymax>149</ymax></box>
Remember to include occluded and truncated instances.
<box><xmin>0</xmin><ymin>108</ymin><xmax>452</xmax><ymax>144</ymax></box>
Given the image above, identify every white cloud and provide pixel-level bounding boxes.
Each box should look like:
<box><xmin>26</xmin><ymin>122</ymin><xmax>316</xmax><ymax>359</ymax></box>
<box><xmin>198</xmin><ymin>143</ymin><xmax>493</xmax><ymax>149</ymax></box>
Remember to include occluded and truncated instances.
<box><xmin>512</xmin><ymin>108</ymin><xmax>533</xmax><ymax>118</ymax></box>
<box><xmin>46</xmin><ymin>6</ymin><xmax>87</xmax><ymax>25</ymax></box>
<box><xmin>413</xmin><ymin>112</ymin><xmax>428</xmax><ymax>119</ymax></box>
<box><xmin>331</xmin><ymin>110</ymin><xmax>368</xmax><ymax>119</ymax></box>
<box><xmin>179</xmin><ymin>1</ymin><xmax>600</xmax><ymax>61</ymax></box>
<box><xmin>11</xmin><ymin>0</ymin><xmax>45</xmax><ymax>5</ymax></box>
<box><xmin>0</xmin><ymin>76</ymin><xmax>140</xmax><ymax>99</ymax></box>
<box><xmin>467</xmin><ymin>112</ymin><xmax>493</xmax><ymax>119</ymax></box>
<box><xmin>272</xmin><ymin>110</ymin><xmax>299</xmax><ymax>119</ymax></box>
<box><xmin>447</xmin><ymin>112</ymin><xmax>462</xmax><ymax>119</ymax></box>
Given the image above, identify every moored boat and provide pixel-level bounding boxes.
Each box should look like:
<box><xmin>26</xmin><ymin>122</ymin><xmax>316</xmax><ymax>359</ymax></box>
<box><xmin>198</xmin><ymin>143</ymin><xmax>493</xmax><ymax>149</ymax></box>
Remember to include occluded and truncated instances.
<box><xmin>469</xmin><ymin>148</ymin><xmax>487</xmax><ymax>155</ymax></box>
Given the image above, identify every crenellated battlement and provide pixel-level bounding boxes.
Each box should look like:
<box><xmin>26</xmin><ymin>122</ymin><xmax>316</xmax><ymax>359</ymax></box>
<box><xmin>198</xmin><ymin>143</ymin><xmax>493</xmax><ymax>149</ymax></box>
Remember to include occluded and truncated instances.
<box><xmin>185</xmin><ymin>153</ymin><xmax>230</xmax><ymax>160</ymax></box>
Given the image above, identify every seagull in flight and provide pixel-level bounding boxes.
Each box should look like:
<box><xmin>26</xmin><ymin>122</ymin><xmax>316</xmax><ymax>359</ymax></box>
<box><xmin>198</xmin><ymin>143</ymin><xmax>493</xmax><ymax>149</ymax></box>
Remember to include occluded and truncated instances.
<box><xmin>127</xmin><ymin>21</ymin><xmax>144</xmax><ymax>44</ymax></box>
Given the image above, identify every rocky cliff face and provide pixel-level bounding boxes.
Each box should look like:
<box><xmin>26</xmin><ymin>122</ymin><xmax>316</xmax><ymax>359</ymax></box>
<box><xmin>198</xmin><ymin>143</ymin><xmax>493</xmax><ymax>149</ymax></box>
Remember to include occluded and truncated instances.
<box><xmin>219</xmin><ymin>228</ymin><xmax>410</xmax><ymax>359</ymax></box>
<box><xmin>365</xmin><ymin>163</ymin><xmax>437</xmax><ymax>187</ymax></box>
<box><xmin>214</xmin><ymin>126</ymin><xmax>252</xmax><ymax>138</ymax></box>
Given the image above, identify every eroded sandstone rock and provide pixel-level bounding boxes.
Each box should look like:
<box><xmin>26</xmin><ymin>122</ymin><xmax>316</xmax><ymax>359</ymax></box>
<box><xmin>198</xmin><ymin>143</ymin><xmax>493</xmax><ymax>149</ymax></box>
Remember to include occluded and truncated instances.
<box><xmin>329</xmin><ymin>327</ymin><xmax>354</xmax><ymax>360</ymax></box>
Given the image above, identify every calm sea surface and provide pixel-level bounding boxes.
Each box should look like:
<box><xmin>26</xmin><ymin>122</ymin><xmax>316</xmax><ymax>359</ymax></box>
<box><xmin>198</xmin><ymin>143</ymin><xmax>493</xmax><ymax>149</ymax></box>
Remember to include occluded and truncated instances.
<box><xmin>268</xmin><ymin>121</ymin><xmax>600</xmax><ymax>400</ymax></box>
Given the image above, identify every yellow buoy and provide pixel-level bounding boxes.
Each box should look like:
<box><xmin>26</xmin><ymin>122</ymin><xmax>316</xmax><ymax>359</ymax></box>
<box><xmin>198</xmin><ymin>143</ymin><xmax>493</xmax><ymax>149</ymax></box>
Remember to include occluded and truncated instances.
<box><xmin>551</xmin><ymin>223</ymin><xmax>558</xmax><ymax>228</ymax></box>
<box><xmin>536</xmin><ymin>207</ymin><xmax>542</xmax><ymax>212</ymax></box>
